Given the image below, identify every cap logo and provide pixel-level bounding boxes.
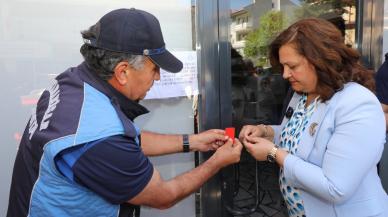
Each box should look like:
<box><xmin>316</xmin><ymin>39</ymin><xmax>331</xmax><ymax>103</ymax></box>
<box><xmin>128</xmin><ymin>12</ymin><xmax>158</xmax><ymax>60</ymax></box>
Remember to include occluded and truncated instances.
<box><xmin>83</xmin><ymin>38</ymin><xmax>98</xmax><ymax>47</ymax></box>
<box><xmin>83</xmin><ymin>38</ymin><xmax>92</xmax><ymax>45</ymax></box>
<box><xmin>143</xmin><ymin>47</ymin><xmax>166</xmax><ymax>56</ymax></box>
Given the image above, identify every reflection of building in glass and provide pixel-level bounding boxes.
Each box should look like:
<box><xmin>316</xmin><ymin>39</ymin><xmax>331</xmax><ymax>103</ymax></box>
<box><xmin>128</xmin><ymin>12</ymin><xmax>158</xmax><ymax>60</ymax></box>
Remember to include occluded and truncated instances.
<box><xmin>230</xmin><ymin>9</ymin><xmax>252</xmax><ymax>56</ymax></box>
<box><xmin>230</xmin><ymin>0</ymin><xmax>300</xmax><ymax>57</ymax></box>
<box><xmin>247</xmin><ymin>0</ymin><xmax>299</xmax><ymax>27</ymax></box>
<box><xmin>230</xmin><ymin>0</ymin><xmax>357</xmax><ymax>58</ymax></box>
<box><xmin>343</xmin><ymin>5</ymin><xmax>356</xmax><ymax>46</ymax></box>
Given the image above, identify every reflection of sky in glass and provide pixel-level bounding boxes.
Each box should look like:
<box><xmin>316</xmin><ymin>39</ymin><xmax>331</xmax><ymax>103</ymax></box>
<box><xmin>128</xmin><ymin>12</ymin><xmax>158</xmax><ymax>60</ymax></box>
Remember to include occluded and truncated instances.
<box><xmin>231</xmin><ymin>0</ymin><xmax>253</xmax><ymax>10</ymax></box>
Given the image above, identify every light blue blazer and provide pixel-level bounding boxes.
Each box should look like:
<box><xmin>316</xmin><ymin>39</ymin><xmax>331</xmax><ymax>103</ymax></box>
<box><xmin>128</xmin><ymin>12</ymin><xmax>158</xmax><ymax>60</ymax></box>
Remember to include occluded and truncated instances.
<box><xmin>272</xmin><ymin>82</ymin><xmax>388</xmax><ymax>217</ymax></box>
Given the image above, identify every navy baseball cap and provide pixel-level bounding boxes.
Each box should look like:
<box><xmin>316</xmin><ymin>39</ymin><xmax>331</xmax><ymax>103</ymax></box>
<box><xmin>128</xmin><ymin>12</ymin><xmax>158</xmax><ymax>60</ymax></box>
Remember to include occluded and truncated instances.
<box><xmin>83</xmin><ymin>8</ymin><xmax>183</xmax><ymax>73</ymax></box>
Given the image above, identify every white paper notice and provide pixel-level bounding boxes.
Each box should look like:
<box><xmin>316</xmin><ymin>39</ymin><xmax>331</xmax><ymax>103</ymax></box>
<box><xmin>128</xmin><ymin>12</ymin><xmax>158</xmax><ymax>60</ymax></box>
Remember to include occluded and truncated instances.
<box><xmin>144</xmin><ymin>51</ymin><xmax>198</xmax><ymax>100</ymax></box>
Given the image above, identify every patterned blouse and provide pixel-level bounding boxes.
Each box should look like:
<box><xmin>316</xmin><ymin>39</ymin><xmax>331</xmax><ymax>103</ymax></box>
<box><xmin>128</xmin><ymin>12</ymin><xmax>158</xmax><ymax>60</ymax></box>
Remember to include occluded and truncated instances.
<box><xmin>278</xmin><ymin>94</ymin><xmax>319</xmax><ymax>217</ymax></box>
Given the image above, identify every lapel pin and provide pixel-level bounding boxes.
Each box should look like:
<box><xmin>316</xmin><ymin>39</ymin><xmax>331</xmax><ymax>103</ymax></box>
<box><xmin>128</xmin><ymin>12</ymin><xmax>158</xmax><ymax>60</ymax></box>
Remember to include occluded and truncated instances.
<box><xmin>309</xmin><ymin>122</ymin><xmax>318</xmax><ymax>136</ymax></box>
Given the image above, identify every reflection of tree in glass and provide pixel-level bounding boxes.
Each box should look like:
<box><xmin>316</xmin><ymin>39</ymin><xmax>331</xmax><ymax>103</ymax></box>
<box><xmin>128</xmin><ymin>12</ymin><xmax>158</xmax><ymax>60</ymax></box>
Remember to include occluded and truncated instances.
<box><xmin>293</xmin><ymin>0</ymin><xmax>356</xmax><ymax>43</ymax></box>
<box><xmin>244</xmin><ymin>11</ymin><xmax>285</xmax><ymax>67</ymax></box>
<box><xmin>294</xmin><ymin>0</ymin><xmax>355</xmax><ymax>20</ymax></box>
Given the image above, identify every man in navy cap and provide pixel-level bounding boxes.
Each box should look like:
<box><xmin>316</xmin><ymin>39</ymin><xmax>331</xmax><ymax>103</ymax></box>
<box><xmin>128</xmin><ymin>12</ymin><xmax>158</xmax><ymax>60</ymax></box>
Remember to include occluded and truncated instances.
<box><xmin>7</xmin><ymin>8</ymin><xmax>242</xmax><ymax>217</ymax></box>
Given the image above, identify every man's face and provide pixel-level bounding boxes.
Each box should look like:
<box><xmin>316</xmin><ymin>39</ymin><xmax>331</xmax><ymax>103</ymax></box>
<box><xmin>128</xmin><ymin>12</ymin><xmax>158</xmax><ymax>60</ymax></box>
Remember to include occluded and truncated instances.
<box><xmin>125</xmin><ymin>58</ymin><xmax>160</xmax><ymax>100</ymax></box>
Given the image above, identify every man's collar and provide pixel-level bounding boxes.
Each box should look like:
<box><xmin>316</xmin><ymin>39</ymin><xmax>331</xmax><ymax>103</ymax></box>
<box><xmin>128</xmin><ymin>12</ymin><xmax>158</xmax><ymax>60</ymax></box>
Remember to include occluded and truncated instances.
<box><xmin>78</xmin><ymin>62</ymin><xmax>149</xmax><ymax>120</ymax></box>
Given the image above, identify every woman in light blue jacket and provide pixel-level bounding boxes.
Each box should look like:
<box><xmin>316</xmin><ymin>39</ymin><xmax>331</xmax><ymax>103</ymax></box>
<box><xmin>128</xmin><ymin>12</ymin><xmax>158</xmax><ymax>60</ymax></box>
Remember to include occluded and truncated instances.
<box><xmin>240</xmin><ymin>18</ymin><xmax>388</xmax><ymax>217</ymax></box>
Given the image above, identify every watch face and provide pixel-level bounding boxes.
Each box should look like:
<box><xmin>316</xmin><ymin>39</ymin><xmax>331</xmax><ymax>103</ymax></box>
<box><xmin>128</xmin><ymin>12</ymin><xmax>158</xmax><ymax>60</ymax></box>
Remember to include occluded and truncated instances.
<box><xmin>183</xmin><ymin>144</ymin><xmax>190</xmax><ymax>152</ymax></box>
<box><xmin>267</xmin><ymin>147</ymin><xmax>277</xmax><ymax>163</ymax></box>
<box><xmin>267</xmin><ymin>154</ymin><xmax>275</xmax><ymax>163</ymax></box>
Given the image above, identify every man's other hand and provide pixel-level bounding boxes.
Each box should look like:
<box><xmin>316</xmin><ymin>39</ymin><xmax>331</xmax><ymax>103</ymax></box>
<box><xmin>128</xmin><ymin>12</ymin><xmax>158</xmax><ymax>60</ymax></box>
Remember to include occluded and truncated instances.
<box><xmin>190</xmin><ymin>129</ymin><xmax>228</xmax><ymax>152</ymax></box>
<box><xmin>211</xmin><ymin>138</ymin><xmax>242</xmax><ymax>167</ymax></box>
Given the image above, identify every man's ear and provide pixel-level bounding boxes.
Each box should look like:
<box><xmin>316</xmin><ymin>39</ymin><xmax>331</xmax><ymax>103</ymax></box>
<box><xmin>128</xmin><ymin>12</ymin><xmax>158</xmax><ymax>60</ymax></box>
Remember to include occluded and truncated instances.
<box><xmin>112</xmin><ymin>61</ymin><xmax>130</xmax><ymax>85</ymax></box>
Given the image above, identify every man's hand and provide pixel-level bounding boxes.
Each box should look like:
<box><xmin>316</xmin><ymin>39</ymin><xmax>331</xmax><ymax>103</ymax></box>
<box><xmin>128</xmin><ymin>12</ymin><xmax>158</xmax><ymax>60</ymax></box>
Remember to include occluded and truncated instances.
<box><xmin>211</xmin><ymin>138</ymin><xmax>243</xmax><ymax>167</ymax></box>
<box><xmin>190</xmin><ymin>129</ymin><xmax>228</xmax><ymax>152</ymax></box>
<box><xmin>130</xmin><ymin>138</ymin><xmax>242</xmax><ymax>209</ymax></box>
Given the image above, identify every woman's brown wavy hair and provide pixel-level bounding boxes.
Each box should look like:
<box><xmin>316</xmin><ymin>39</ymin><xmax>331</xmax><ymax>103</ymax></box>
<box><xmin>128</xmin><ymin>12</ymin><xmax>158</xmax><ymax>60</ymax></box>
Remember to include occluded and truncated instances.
<box><xmin>269</xmin><ymin>18</ymin><xmax>375</xmax><ymax>102</ymax></box>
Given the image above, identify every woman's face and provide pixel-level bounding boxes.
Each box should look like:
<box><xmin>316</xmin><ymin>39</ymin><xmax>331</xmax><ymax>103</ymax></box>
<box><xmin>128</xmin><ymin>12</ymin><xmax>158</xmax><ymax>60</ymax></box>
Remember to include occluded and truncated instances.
<box><xmin>279</xmin><ymin>44</ymin><xmax>318</xmax><ymax>95</ymax></box>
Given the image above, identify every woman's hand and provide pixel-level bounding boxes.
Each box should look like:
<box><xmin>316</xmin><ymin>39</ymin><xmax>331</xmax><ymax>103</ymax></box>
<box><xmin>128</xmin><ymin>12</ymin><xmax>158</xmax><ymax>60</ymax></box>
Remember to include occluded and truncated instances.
<box><xmin>243</xmin><ymin>137</ymin><xmax>287</xmax><ymax>166</ymax></box>
<box><xmin>243</xmin><ymin>136</ymin><xmax>275</xmax><ymax>161</ymax></box>
<box><xmin>239</xmin><ymin>124</ymin><xmax>270</xmax><ymax>141</ymax></box>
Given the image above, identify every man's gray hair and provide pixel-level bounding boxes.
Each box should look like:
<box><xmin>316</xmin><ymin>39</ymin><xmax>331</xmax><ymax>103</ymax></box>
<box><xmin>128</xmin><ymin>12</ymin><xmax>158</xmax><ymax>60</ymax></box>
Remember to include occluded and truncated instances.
<box><xmin>80</xmin><ymin>24</ymin><xmax>146</xmax><ymax>80</ymax></box>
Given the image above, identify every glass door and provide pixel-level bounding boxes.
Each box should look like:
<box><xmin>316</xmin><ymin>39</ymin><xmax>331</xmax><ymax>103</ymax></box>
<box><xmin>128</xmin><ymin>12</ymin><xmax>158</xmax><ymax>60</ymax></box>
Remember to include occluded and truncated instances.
<box><xmin>198</xmin><ymin>1</ymin><xmax>364</xmax><ymax>217</ymax></box>
<box><xmin>226</xmin><ymin>1</ymin><xmax>358</xmax><ymax>217</ymax></box>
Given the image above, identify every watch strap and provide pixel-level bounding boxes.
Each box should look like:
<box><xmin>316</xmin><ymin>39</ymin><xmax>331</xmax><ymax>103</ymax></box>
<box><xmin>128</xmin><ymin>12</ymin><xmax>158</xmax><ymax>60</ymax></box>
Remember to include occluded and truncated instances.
<box><xmin>182</xmin><ymin>134</ymin><xmax>190</xmax><ymax>152</ymax></box>
<box><xmin>267</xmin><ymin>147</ymin><xmax>278</xmax><ymax>163</ymax></box>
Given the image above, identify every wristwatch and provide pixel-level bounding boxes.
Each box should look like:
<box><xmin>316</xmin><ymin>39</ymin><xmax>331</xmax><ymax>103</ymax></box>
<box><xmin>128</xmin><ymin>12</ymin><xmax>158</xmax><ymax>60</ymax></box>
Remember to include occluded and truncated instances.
<box><xmin>182</xmin><ymin>134</ymin><xmax>190</xmax><ymax>152</ymax></box>
<box><xmin>267</xmin><ymin>146</ymin><xmax>278</xmax><ymax>163</ymax></box>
